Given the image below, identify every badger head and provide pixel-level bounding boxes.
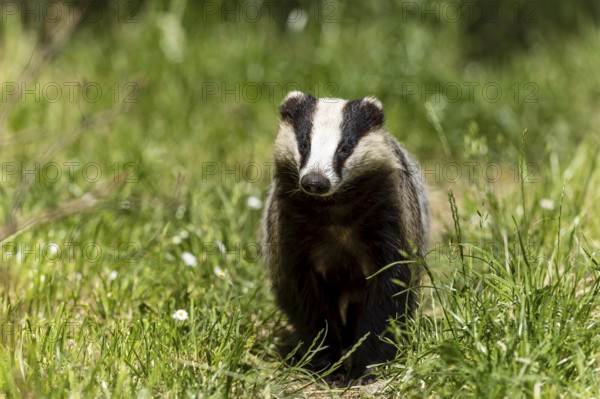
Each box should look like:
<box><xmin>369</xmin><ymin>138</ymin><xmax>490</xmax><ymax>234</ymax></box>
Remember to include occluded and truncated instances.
<box><xmin>274</xmin><ymin>91</ymin><xmax>400</xmax><ymax>197</ymax></box>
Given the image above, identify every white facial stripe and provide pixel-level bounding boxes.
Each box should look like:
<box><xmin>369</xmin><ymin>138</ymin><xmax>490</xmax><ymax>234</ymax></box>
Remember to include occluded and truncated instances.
<box><xmin>300</xmin><ymin>99</ymin><xmax>347</xmax><ymax>185</ymax></box>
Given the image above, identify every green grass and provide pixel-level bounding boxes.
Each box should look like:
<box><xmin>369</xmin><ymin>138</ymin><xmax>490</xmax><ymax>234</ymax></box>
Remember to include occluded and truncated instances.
<box><xmin>1</xmin><ymin>1</ymin><xmax>600</xmax><ymax>397</ymax></box>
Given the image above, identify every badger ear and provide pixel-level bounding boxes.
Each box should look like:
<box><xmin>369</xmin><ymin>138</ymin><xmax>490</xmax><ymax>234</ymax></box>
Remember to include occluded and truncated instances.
<box><xmin>282</xmin><ymin>91</ymin><xmax>306</xmax><ymax>103</ymax></box>
<box><xmin>360</xmin><ymin>96</ymin><xmax>384</xmax><ymax>128</ymax></box>
<box><xmin>279</xmin><ymin>91</ymin><xmax>316</xmax><ymax>123</ymax></box>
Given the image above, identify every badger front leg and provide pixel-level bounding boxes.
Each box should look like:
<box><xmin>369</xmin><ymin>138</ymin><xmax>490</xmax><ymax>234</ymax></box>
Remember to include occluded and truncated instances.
<box><xmin>343</xmin><ymin>274</ymin><xmax>416</xmax><ymax>384</ymax></box>
<box><xmin>275</xmin><ymin>270</ymin><xmax>345</xmax><ymax>371</ymax></box>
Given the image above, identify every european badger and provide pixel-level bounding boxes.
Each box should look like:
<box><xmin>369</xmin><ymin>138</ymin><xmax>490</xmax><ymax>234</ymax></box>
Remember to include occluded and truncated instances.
<box><xmin>261</xmin><ymin>91</ymin><xmax>428</xmax><ymax>384</ymax></box>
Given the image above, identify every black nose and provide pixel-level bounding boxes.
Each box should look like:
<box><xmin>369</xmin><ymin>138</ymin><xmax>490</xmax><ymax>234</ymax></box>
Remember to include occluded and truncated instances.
<box><xmin>300</xmin><ymin>173</ymin><xmax>331</xmax><ymax>195</ymax></box>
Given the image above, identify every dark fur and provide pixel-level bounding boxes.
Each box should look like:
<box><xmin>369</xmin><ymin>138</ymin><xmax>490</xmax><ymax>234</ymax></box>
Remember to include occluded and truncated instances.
<box><xmin>279</xmin><ymin>93</ymin><xmax>317</xmax><ymax>170</ymax></box>
<box><xmin>263</xmin><ymin>93</ymin><xmax>427</xmax><ymax>385</ymax></box>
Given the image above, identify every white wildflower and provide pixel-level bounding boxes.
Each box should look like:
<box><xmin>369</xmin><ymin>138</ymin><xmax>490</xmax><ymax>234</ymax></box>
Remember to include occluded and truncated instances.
<box><xmin>215</xmin><ymin>241</ymin><xmax>226</xmax><ymax>254</ymax></box>
<box><xmin>213</xmin><ymin>265</ymin><xmax>226</xmax><ymax>278</ymax></box>
<box><xmin>179</xmin><ymin>229</ymin><xmax>189</xmax><ymax>239</ymax></box>
<box><xmin>172</xmin><ymin>235</ymin><xmax>182</xmax><ymax>245</ymax></box>
<box><xmin>246</xmin><ymin>196</ymin><xmax>263</xmax><ymax>210</ymax></box>
<box><xmin>539</xmin><ymin>198</ymin><xmax>555</xmax><ymax>210</ymax></box>
<box><xmin>108</xmin><ymin>271</ymin><xmax>118</xmax><ymax>281</ymax></box>
<box><xmin>172</xmin><ymin>309</ymin><xmax>188</xmax><ymax>321</ymax></box>
<box><xmin>181</xmin><ymin>251</ymin><xmax>197</xmax><ymax>267</ymax></box>
<box><xmin>286</xmin><ymin>8</ymin><xmax>308</xmax><ymax>32</ymax></box>
<box><xmin>45</xmin><ymin>242</ymin><xmax>59</xmax><ymax>256</ymax></box>
<box><xmin>158</xmin><ymin>13</ymin><xmax>186</xmax><ymax>63</ymax></box>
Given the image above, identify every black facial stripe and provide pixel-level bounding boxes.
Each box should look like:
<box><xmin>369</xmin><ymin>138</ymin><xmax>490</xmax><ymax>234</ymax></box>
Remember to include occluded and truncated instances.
<box><xmin>279</xmin><ymin>94</ymin><xmax>317</xmax><ymax>169</ymax></box>
<box><xmin>335</xmin><ymin>98</ymin><xmax>385</xmax><ymax>176</ymax></box>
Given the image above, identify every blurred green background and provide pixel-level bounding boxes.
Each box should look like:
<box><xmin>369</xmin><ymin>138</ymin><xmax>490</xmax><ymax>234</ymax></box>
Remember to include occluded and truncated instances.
<box><xmin>4</xmin><ymin>0</ymin><xmax>600</xmax><ymax>165</ymax></box>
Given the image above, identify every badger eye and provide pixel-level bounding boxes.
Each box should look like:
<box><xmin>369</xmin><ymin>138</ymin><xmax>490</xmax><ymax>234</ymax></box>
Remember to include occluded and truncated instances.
<box><xmin>338</xmin><ymin>144</ymin><xmax>351</xmax><ymax>156</ymax></box>
<box><xmin>298</xmin><ymin>142</ymin><xmax>308</xmax><ymax>152</ymax></box>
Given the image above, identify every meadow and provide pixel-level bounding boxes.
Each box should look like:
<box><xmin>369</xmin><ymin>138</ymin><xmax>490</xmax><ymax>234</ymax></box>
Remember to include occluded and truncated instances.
<box><xmin>1</xmin><ymin>1</ymin><xmax>600</xmax><ymax>397</ymax></box>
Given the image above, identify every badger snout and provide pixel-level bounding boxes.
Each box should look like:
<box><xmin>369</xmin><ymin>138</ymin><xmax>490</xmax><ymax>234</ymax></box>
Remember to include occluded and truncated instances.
<box><xmin>300</xmin><ymin>172</ymin><xmax>331</xmax><ymax>195</ymax></box>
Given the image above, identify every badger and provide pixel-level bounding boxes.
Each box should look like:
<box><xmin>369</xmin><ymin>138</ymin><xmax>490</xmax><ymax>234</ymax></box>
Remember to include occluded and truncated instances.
<box><xmin>261</xmin><ymin>91</ymin><xmax>429</xmax><ymax>385</ymax></box>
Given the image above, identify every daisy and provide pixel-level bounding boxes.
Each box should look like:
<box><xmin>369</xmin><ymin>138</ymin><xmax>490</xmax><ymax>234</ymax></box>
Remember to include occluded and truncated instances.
<box><xmin>181</xmin><ymin>251</ymin><xmax>197</xmax><ymax>267</ymax></box>
<box><xmin>213</xmin><ymin>265</ymin><xmax>226</xmax><ymax>278</ymax></box>
<box><xmin>172</xmin><ymin>309</ymin><xmax>188</xmax><ymax>321</ymax></box>
<box><xmin>247</xmin><ymin>196</ymin><xmax>263</xmax><ymax>210</ymax></box>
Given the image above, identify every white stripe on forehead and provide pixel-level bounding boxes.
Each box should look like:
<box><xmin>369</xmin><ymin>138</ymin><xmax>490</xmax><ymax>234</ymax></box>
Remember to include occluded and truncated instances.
<box><xmin>300</xmin><ymin>98</ymin><xmax>347</xmax><ymax>181</ymax></box>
